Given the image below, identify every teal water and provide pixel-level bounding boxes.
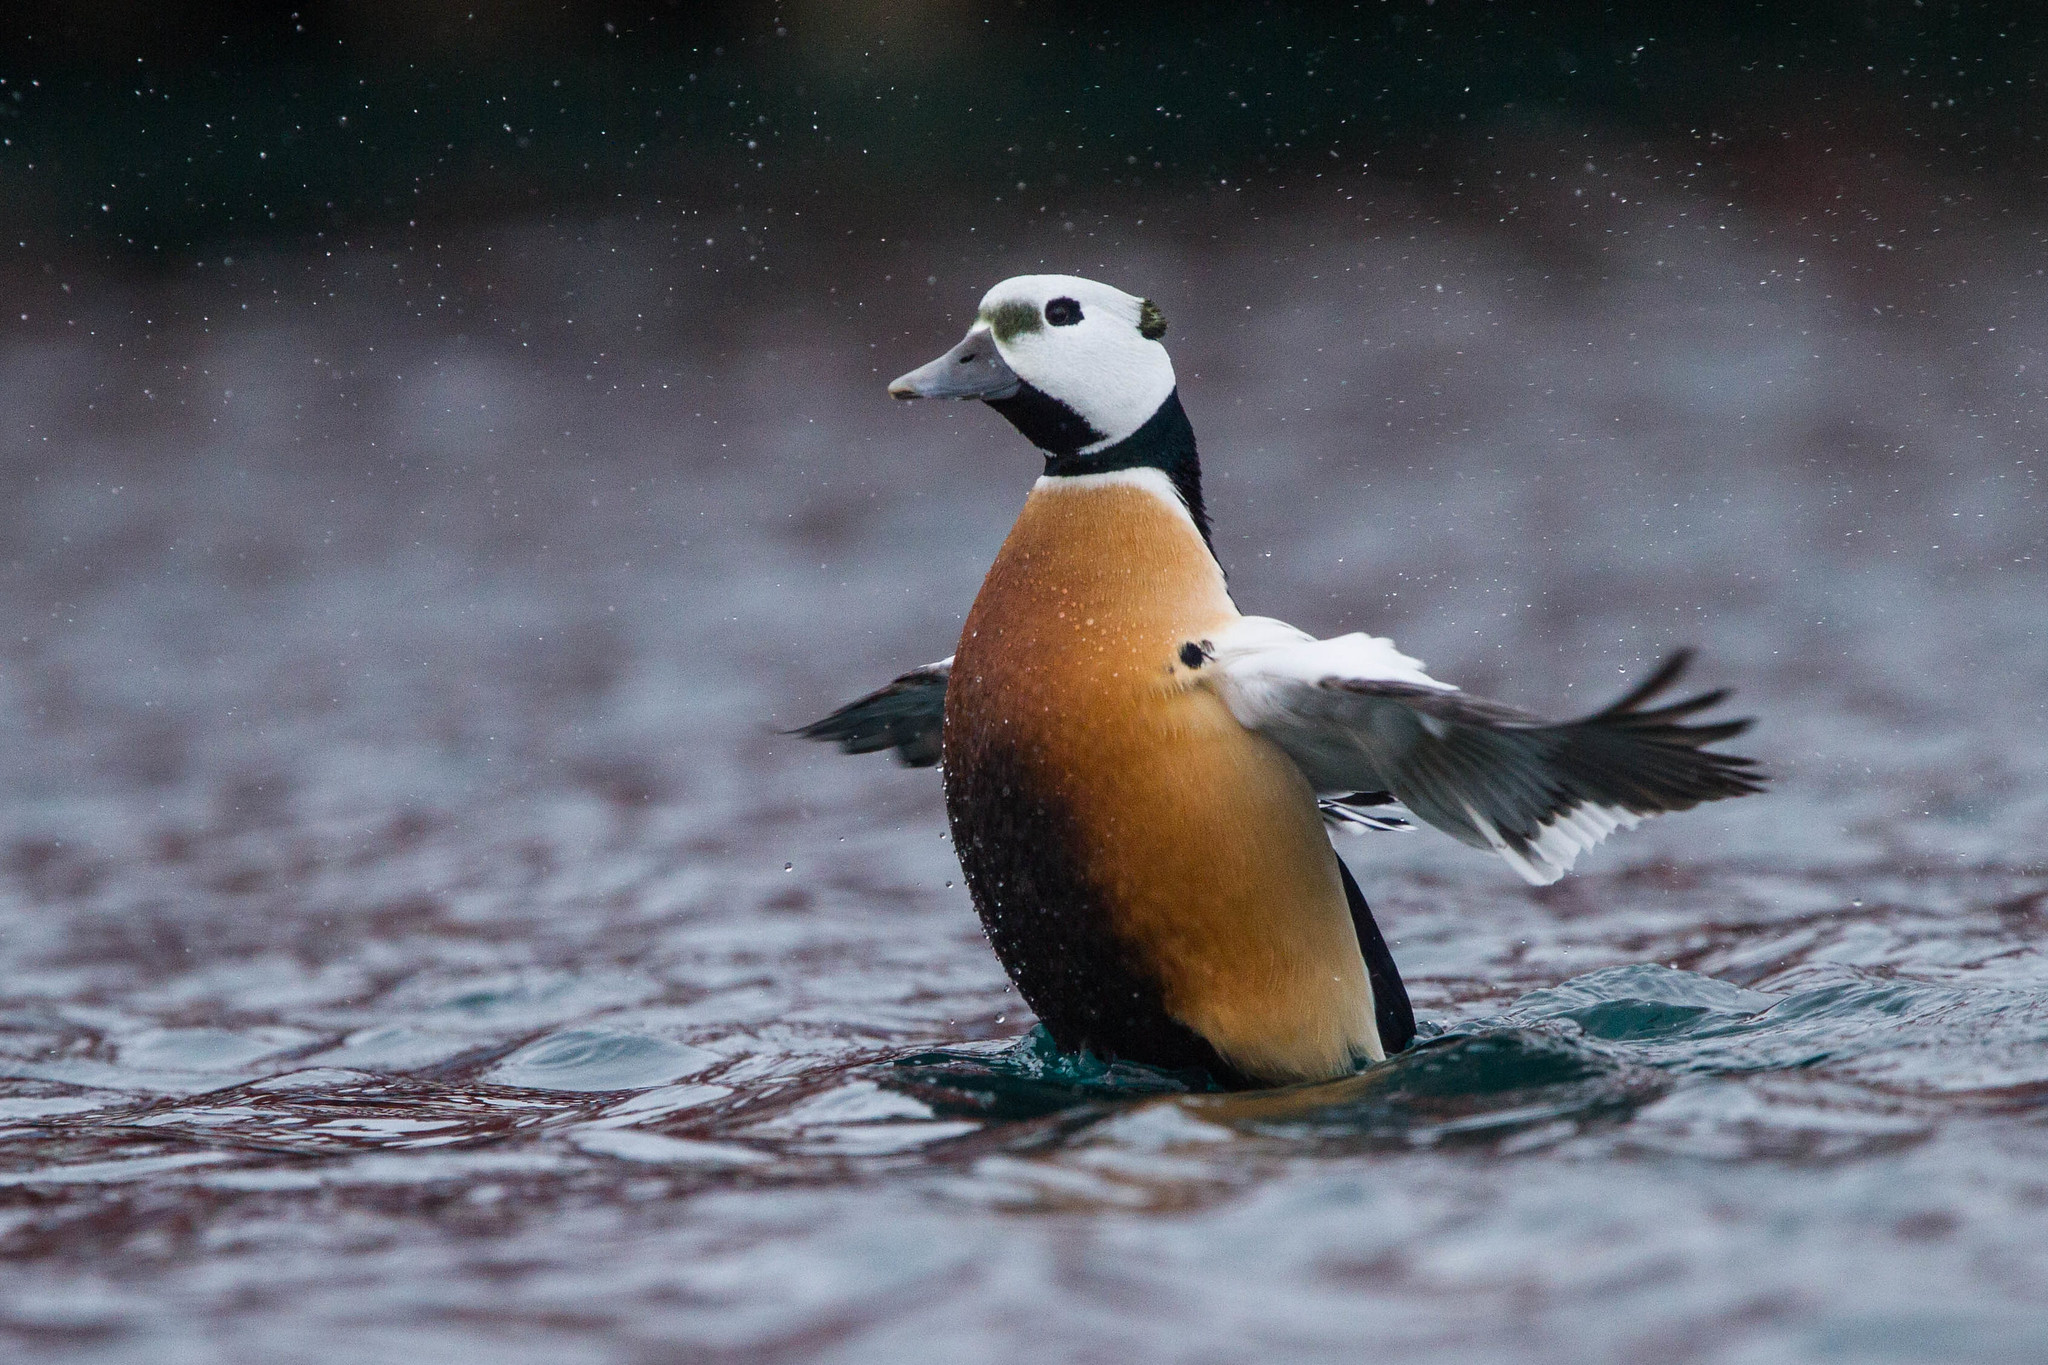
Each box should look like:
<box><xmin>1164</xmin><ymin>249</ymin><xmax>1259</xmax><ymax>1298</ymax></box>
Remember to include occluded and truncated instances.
<box><xmin>891</xmin><ymin>950</ymin><xmax>2048</xmax><ymax>1158</ymax></box>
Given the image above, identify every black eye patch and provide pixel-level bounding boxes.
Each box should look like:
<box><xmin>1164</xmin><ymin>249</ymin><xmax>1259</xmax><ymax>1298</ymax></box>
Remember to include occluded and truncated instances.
<box><xmin>1044</xmin><ymin>296</ymin><xmax>1083</xmax><ymax>327</ymax></box>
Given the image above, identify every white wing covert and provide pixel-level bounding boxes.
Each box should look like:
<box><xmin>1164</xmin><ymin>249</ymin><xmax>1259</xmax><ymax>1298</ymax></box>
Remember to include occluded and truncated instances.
<box><xmin>1200</xmin><ymin>618</ymin><xmax>1763</xmax><ymax>885</ymax></box>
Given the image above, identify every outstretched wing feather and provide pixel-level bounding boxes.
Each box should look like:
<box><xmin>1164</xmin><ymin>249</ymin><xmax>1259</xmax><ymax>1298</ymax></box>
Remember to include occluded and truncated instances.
<box><xmin>792</xmin><ymin>658</ymin><xmax>952</xmax><ymax>768</ymax></box>
<box><xmin>1214</xmin><ymin>631</ymin><xmax>1764</xmax><ymax>883</ymax></box>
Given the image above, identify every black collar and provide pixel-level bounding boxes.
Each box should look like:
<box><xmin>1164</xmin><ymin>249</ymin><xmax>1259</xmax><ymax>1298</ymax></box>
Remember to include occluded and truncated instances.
<box><xmin>986</xmin><ymin>386</ymin><xmax>1210</xmax><ymax>547</ymax></box>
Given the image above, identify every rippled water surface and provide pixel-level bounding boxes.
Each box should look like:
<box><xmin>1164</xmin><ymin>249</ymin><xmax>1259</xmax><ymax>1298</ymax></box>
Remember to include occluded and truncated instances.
<box><xmin>1</xmin><ymin>184</ymin><xmax>2044</xmax><ymax>1362</ymax></box>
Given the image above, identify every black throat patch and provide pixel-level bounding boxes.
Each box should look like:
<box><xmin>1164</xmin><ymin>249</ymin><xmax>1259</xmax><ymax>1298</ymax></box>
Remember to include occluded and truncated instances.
<box><xmin>984</xmin><ymin>381</ymin><xmax>1103</xmax><ymax>458</ymax></box>
<box><xmin>988</xmin><ymin>387</ymin><xmax>1210</xmax><ymax>548</ymax></box>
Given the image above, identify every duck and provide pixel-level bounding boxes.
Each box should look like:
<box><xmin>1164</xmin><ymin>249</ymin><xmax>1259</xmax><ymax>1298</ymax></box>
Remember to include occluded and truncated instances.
<box><xmin>798</xmin><ymin>274</ymin><xmax>1763</xmax><ymax>1089</ymax></box>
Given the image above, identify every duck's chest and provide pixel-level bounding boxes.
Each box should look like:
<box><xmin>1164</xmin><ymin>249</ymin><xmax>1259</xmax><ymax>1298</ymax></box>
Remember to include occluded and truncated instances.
<box><xmin>939</xmin><ymin>471</ymin><xmax>1376</xmax><ymax>1085</ymax></box>
<box><xmin>947</xmin><ymin>471</ymin><xmax>1233</xmax><ymax>749</ymax></box>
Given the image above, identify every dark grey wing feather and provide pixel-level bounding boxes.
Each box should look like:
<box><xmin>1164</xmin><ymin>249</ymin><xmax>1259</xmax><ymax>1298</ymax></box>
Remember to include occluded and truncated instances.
<box><xmin>1370</xmin><ymin>649</ymin><xmax>1760</xmax><ymax>826</ymax></box>
<box><xmin>1222</xmin><ymin>637</ymin><xmax>1764</xmax><ymax>883</ymax></box>
<box><xmin>793</xmin><ymin>658</ymin><xmax>951</xmax><ymax>768</ymax></box>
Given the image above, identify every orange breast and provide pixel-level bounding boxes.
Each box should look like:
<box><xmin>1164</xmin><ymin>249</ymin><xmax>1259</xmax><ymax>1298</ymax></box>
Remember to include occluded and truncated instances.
<box><xmin>943</xmin><ymin>472</ymin><xmax>1379</xmax><ymax>1084</ymax></box>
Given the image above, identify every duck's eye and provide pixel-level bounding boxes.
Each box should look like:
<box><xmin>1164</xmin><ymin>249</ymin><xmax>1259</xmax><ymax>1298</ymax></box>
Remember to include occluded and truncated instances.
<box><xmin>1044</xmin><ymin>297</ymin><xmax>1083</xmax><ymax>327</ymax></box>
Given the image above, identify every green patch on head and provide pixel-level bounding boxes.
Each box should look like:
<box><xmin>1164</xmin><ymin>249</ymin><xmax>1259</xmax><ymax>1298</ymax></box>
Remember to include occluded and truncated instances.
<box><xmin>1138</xmin><ymin>299</ymin><xmax>1168</xmax><ymax>340</ymax></box>
<box><xmin>982</xmin><ymin>299</ymin><xmax>1043</xmax><ymax>344</ymax></box>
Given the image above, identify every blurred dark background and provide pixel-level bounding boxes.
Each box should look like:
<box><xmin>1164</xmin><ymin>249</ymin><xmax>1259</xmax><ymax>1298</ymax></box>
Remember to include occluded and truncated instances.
<box><xmin>1</xmin><ymin>1</ymin><xmax>2042</xmax><ymax>257</ymax></box>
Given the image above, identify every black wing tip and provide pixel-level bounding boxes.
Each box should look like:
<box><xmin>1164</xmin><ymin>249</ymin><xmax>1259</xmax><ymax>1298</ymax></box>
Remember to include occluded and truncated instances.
<box><xmin>789</xmin><ymin>664</ymin><xmax>950</xmax><ymax>768</ymax></box>
<box><xmin>789</xmin><ymin>712</ymin><xmax>944</xmax><ymax>768</ymax></box>
<box><xmin>785</xmin><ymin>704</ymin><xmax>874</xmax><ymax>746</ymax></box>
<box><xmin>1677</xmin><ymin>715</ymin><xmax>1755</xmax><ymax>746</ymax></box>
<box><xmin>785</xmin><ymin>715</ymin><xmax>836</xmax><ymax>741</ymax></box>
<box><xmin>1569</xmin><ymin>650</ymin><xmax>1769</xmax><ymax>812</ymax></box>
<box><xmin>1595</xmin><ymin>648</ymin><xmax>1696</xmax><ymax>718</ymax></box>
<box><xmin>1594</xmin><ymin>652</ymin><xmax>1754</xmax><ymax>734</ymax></box>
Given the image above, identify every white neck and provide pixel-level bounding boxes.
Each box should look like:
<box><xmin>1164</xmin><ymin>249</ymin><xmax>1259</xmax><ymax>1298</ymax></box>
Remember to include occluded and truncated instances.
<box><xmin>1029</xmin><ymin>466</ymin><xmax>1199</xmax><ymax>536</ymax></box>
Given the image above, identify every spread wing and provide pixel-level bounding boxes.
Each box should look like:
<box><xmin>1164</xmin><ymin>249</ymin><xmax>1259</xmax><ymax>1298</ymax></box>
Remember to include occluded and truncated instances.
<box><xmin>1203</xmin><ymin>617</ymin><xmax>1764</xmax><ymax>885</ymax></box>
<box><xmin>792</xmin><ymin>658</ymin><xmax>952</xmax><ymax>768</ymax></box>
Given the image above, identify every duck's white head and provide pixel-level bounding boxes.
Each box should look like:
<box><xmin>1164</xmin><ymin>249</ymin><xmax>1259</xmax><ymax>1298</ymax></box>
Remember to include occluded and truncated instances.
<box><xmin>889</xmin><ymin>274</ymin><xmax>1176</xmax><ymax>456</ymax></box>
